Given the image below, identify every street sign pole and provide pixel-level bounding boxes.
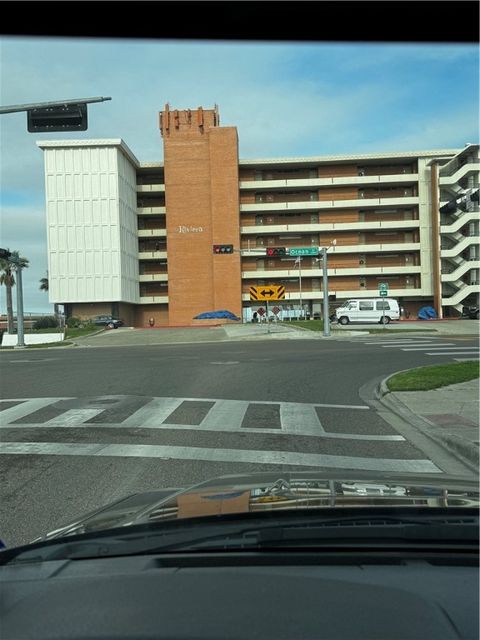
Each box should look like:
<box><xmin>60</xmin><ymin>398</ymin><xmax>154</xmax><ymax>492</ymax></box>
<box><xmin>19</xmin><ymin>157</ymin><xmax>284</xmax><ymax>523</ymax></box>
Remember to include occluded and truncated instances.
<box><xmin>298</xmin><ymin>258</ymin><xmax>302</xmax><ymax>320</ymax></box>
<box><xmin>13</xmin><ymin>259</ymin><xmax>25</xmax><ymax>348</ymax></box>
<box><xmin>322</xmin><ymin>247</ymin><xmax>330</xmax><ymax>337</ymax></box>
<box><xmin>378</xmin><ymin>283</ymin><xmax>389</xmax><ymax>329</ymax></box>
<box><xmin>266</xmin><ymin>300</ymin><xmax>270</xmax><ymax>334</ymax></box>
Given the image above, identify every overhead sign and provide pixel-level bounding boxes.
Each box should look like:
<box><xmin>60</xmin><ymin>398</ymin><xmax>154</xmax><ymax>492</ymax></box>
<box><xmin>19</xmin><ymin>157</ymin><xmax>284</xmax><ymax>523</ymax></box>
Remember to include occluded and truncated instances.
<box><xmin>289</xmin><ymin>247</ymin><xmax>319</xmax><ymax>257</ymax></box>
<box><xmin>249</xmin><ymin>285</ymin><xmax>286</xmax><ymax>301</ymax></box>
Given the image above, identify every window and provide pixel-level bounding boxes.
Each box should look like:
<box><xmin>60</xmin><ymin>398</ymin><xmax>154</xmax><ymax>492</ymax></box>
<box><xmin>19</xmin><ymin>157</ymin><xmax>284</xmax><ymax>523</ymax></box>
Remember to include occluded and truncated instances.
<box><xmin>359</xmin><ymin>301</ymin><xmax>374</xmax><ymax>310</ymax></box>
<box><xmin>376</xmin><ymin>301</ymin><xmax>390</xmax><ymax>310</ymax></box>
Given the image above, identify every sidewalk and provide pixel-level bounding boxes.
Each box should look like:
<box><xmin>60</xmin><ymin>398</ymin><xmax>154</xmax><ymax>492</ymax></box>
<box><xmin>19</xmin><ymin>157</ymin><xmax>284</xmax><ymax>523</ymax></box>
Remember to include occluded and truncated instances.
<box><xmin>377</xmin><ymin>377</ymin><xmax>480</xmax><ymax>473</ymax></box>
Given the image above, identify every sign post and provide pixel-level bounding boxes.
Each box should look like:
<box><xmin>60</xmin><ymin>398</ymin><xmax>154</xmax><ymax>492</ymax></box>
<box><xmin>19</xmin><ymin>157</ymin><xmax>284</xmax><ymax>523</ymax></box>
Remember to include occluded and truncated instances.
<box><xmin>378</xmin><ymin>282</ymin><xmax>389</xmax><ymax>328</ymax></box>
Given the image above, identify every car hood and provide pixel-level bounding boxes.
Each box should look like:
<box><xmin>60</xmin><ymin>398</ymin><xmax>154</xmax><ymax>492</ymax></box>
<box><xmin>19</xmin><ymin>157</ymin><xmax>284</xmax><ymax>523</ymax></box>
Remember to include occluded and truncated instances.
<box><xmin>38</xmin><ymin>470</ymin><xmax>479</xmax><ymax>541</ymax></box>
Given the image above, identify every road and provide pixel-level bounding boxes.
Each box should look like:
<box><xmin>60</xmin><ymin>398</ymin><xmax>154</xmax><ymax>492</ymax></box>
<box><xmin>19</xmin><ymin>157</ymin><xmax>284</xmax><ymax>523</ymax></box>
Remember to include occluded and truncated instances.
<box><xmin>0</xmin><ymin>333</ymin><xmax>478</xmax><ymax>546</ymax></box>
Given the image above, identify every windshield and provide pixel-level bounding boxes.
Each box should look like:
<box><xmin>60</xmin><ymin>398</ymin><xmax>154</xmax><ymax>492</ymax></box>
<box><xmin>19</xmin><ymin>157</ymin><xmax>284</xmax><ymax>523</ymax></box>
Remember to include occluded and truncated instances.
<box><xmin>0</xmin><ymin>20</ymin><xmax>479</xmax><ymax>559</ymax></box>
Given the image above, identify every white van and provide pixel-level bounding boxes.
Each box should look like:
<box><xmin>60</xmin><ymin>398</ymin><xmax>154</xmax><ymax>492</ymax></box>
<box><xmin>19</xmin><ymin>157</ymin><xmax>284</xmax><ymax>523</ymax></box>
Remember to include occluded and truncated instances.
<box><xmin>334</xmin><ymin>298</ymin><xmax>400</xmax><ymax>325</ymax></box>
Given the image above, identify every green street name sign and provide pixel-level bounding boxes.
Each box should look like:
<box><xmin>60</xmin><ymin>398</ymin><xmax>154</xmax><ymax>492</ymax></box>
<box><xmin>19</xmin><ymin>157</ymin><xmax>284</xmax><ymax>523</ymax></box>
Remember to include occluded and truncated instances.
<box><xmin>289</xmin><ymin>247</ymin><xmax>319</xmax><ymax>257</ymax></box>
<box><xmin>379</xmin><ymin>282</ymin><xmax>389</xmax><ymax>297</ymax></box>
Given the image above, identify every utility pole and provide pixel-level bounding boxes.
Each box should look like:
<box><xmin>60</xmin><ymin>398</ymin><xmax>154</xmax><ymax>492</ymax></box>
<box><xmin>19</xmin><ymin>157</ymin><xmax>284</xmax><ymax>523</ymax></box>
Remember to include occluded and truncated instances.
<box><xmin>13</xmin><ymin>258</ymin><xmax>26</xmax><ymax>348</ymax></box>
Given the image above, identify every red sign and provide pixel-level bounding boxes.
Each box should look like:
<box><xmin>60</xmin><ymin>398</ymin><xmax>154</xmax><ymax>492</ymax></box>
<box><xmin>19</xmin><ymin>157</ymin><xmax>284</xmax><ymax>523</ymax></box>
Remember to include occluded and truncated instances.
<box><xmin>257</xmin><ymin>307</ymin><xmax>266</xmax><ymax>316</ymax></box>
<box><xmin>272</xmin><ymin>307</ymin><xmax>280</xmax><ymax>315</ymax></box>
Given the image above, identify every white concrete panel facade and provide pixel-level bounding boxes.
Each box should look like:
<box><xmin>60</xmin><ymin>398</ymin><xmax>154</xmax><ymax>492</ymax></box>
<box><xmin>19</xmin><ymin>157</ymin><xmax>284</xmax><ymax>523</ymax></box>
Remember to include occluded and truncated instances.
<box><xmin>38</xmin><ymin>141</ymin><xmax>139</xmax><ymax>304</ymax></box>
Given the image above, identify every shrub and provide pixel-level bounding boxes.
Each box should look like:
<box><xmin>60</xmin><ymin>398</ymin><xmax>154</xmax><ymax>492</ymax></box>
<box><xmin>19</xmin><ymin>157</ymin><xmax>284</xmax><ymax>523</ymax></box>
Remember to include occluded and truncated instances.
<box><xmin>33</xmin><ymin>316</ymin><xmax>58</xmax><ymax>329</ymax></box>
<box><xmin>66</xmin><ymin>316</ymin><xmax>83</xmax><ymax>328</ymax></box>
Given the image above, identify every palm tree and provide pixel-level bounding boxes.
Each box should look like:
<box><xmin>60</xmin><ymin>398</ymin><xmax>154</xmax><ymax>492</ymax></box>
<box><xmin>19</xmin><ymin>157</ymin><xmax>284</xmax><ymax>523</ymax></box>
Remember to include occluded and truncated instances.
<box><xmin>39</xmin><ymin>275</ymin><xmax>49</xmax><ymax>292</ymax></box>
<box><xmin>39</xmin><ymin>272</ymin><xmax>59</xmax><ymax>318</ymax></box>
<box><xmin>0</xmin><ymin>251</ymin><xmax>29</xmax><ymax>334</ymax></box>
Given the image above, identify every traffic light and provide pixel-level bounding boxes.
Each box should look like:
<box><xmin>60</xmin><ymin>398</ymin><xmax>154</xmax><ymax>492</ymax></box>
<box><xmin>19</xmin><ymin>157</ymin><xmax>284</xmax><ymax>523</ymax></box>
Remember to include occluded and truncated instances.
<box><xmin>27</xmin><ymin>103</ymin><xmax>88</xmax><ymax>132</ymax></box>
<box><xmin>266</xmin><ymin>247</ymin><xmax>287</xmax><ymax>257</ymax></box>
<box><xmin>213</xmin><ymin>244</ymin><xmax>234</xmax><ymax>254</ymax></box>
<box><xmin>0</xmin><ymin>248</ymin><xmax>12</xmax><ymax>260</ymax></box>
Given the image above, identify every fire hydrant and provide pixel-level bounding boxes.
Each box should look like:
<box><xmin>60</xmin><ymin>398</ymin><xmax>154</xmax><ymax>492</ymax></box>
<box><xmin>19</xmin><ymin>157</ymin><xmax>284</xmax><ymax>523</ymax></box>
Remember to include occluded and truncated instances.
<box><xmin>148</xmin><ymin>317</ymin><xmax>155</xmax><ymax>327</ymax></box>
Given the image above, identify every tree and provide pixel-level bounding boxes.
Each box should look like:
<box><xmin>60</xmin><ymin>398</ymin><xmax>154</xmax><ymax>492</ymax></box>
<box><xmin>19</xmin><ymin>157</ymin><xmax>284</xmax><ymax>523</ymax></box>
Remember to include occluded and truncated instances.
<box><xmin>39</xmin><ymin>275</ymin><xmax>49</xmax><ymax>292</ymax></box>
<box><xmin>39</xmin><ymin>272</ymin><xmax>59</xmax><ymax>317</ymax></box>
<box><xmin>0</xmin><ymin>251</ymin><xmax>29</xmax><ymax>334</ymax></box>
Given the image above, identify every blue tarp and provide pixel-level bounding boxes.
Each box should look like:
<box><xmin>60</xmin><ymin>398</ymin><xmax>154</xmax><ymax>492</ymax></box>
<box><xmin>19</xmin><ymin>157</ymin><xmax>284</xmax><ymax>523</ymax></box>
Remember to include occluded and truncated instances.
<box><xmin>417</xmin><ymin>306</ymin><xmax>437</xmax><ymax>320</ymax></box>
<box><xmin>193</xmin><ymin>310</ymin><xmax>241</xmax><ymax>321</ymax></box>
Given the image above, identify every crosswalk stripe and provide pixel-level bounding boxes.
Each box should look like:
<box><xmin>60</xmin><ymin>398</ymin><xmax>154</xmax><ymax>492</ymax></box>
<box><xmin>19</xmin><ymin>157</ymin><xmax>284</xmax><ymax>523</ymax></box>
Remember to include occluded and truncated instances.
<box><xmin>0</xmin><ymin>441</ymin><xmax>441</xmax><ymax>473</ymax></box>
<box><xmin>427</xmin><ymin>352</ymin><xmax>480</xmax><ymax>356</ymax></box>
<box><xmin>382</xmin><ymin>343</ymin><xmax>455</xmax><ymax>348</ymax></box>
<box><xmin>280</xmin><ymin>403</ymin><xmax>325</xmax><ymax>436</ymax></box>
<box><xmin>46</xmin><ymin>409</ymin><xmax>105</xmax><ymax>426</ymax></box>
<box><xmin>121</xmin><ymin>398</ymin><xmax>184</xmax><ymax>427</ymax></box>
<box><xmin>0</xmin><ymin>398</ymin><xmax>72</xmax><ymax>424</ymax></box>
<box><xmin>195</xmin><ymin>399</ymin><xmax>250</xmax><ymax>431</ymax></box>
<box><xmin>401</xmin><ymin>347</ymin><xmax>478</xmax><ymax>351</ymax></box>
<box><xmin>361</xmin><ymin>340</ymin><xmax>440</xmax><ymax>345</ymax></box>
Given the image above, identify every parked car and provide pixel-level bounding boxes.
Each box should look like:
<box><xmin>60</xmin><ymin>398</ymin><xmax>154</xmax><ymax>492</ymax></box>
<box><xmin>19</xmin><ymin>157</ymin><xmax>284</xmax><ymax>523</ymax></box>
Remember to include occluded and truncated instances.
<box><xmin>93</xmin><ymin>315</ymin><xmax>124</xmax><ymax>329</ymax></box>
<box><xmin>334</xmin><ymin>298</ymin><xmax>400</xmax><ymax>325</ymax></box>
<box><xmin>461</xmin><ymin>305</ymin><xmax>479</xmax><ymax>320</ymax></box>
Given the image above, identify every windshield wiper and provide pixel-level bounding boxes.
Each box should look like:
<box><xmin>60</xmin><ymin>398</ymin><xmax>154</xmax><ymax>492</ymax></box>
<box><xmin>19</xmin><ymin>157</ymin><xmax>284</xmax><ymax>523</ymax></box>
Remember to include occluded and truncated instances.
<box><xmin>2</xmin><ymin>513</ymin><xmax>477</xmax><ymax>563</ymax></box>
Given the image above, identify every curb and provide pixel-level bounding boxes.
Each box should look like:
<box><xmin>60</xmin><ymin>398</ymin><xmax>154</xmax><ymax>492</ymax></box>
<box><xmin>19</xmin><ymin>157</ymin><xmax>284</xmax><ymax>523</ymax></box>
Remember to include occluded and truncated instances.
<box><xmin>376</xmin><ymin>374</ymin><xmax>479</xmax><ymax>473</ymax></box>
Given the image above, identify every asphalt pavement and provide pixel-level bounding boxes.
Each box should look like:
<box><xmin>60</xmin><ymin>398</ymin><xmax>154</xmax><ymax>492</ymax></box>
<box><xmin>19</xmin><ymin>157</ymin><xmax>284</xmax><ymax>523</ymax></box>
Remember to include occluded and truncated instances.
<box><xmin>69</xmin><ymin>319</ymin><xmax>479</xmax><ymax>472</ymax></box>
<box><xmin>1</xmin><ymin>320</ymin><xmax>478</xmax><ymax>547</ymax></box>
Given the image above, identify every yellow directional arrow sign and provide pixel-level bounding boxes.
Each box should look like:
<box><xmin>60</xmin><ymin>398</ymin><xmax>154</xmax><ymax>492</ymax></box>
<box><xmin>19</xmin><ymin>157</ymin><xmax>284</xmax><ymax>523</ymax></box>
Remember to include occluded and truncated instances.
<box><xmin>249</xmin><ymin>285</ymin><xmax>286</xmax><ymax>301</ymax></box>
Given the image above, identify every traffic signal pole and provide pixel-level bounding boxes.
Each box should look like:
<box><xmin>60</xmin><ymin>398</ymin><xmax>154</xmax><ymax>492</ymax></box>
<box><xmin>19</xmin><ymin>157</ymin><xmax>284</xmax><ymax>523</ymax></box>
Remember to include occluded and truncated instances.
<box><xmin>14</xmin><ymin>261</ymin><xmax>25</xmax><ymax>348</ymax></box>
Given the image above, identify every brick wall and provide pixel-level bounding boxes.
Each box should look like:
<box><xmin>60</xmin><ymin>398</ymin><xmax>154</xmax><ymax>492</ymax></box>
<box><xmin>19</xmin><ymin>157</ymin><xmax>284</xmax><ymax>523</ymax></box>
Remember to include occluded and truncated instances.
<box><xmin>161</xmin><ymin>106</ymin><xmax>241</xmax><ymax>326</ymax></box>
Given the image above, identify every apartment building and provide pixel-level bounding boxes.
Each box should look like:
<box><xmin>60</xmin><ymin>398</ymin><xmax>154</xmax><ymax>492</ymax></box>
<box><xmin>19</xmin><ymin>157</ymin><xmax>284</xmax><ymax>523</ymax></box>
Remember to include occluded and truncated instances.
<box><xmin>37</xmin><ymin>106</ymin><xmax>479</xmax><ymax>326</ymax></box>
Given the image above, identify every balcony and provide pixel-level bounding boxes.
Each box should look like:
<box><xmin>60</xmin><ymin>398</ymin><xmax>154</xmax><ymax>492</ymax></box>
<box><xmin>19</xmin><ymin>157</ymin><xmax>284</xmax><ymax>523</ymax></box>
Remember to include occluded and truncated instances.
<box><xmin>139</xmin><ymin>295</ymin><xmax>169</xmax><ymax>304</ymax></box>
<box><xmin>241</xmin><ymin>243</ymin><xmax>420</xmax><ymax>257</ymax></box>
<box><xmin>138</xmin><ymin>228</ymin><xmax>167</xmax><ymax>238</ymax></box>
<box><xmin>136</xmin><ymin>183</ymin><xmax>165</xmax><ymax>193</ymax></box>
<box><xmin>240</xmin><ymin>196</ymin><xmax>419</xmax><ymax>214</ymax></box>
<box><xmin>137</xmin><ymin>206</ymin><xmax>166</xmax><ymax>215</ymax></box>
<box><xmin>239</xmin><ymin>174</ymin><xmax>418</xmax><ymax>191</ymax></box>
<box><xmin>139</xmin><ymin>273</ymin><xmax>168</xmax><ymax>282</ymax></box>
<box><xmin>241</xmin><ymin>287</ymin><xmax>424</xmax><ymax>302</ymax></box>
<box><xmin>241</xmin><ymin>265</ymin><xmax>421</xmax><ymax>280</ymax></box>
<box><xmin>138</xmin><ymin>251</ymin><xmax>168</xmax><ymax>260</ymax></box>
<box><xmin>240</xmin><ymin>219</ymin><xmax>420</xmax><ymax>235</ymax></box>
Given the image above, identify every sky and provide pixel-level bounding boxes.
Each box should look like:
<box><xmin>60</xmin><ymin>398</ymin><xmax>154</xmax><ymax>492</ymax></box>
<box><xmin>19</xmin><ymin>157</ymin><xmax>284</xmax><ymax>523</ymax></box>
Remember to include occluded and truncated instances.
<box><xmin>0</xmin><ymin>37</ymin><xmax>478</xmax><ymax>314</ymax></box>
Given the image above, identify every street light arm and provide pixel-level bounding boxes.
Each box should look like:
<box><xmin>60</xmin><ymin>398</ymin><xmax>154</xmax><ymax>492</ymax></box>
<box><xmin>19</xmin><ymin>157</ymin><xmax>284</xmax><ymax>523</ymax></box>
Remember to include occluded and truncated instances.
<box><xmin>0</xmin><ymin>97</ymin><xmax>112</xmax><ymax>115</ymax></box>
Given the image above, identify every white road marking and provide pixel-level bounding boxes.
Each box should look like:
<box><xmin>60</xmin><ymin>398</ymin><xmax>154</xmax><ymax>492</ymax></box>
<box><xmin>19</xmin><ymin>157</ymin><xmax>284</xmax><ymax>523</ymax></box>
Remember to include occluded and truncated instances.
<box><xmin>121</xmin><ymin>398</ymin><xmax>185</xmax><ymax>427</ymax></box>
<box><xmin>400</xmin><ymin>346</ymin><xmax>475</xmax><ymax>351</ymax></box>
<box><xmin>196</xmin><ymin>399</ymin><xmax>249</xmax><ymax>431</ymax></box>
<box><xmin>427</xmin><ymin>351</ymin><xmax>480</xmax><ymax>356</ymax></box>
<box><xmin>280</xmin><ymin>403</ymin><xmax>325</xmax><ymax>435</ymax></box>
<box><xmin>46</xmin><ymin>409</ymin><xmax>105</xmax><ymax>426</ymax></box>
<box><xmin>361</xmin><ymin>340</ymin><xmax>440</xmax><ymax>345</ymax></box>
<box><xmin>454</xmin><ymin>357</ymin><xmax>479</xmax><ymax>362</ymax></box>
<box><xmin>382</xmin><ymin>343</ymin><xmax>456</xmax><ymax>349</ymax></box>
<box><xmin>0</xmin><ymin>398</ymin><xmax>72</xmax><ymax>424</ymax></box>
<box><xmin>0</xmin><ymin>441</ymin><xmax>441</xmax><ymax>473</ymax></box>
